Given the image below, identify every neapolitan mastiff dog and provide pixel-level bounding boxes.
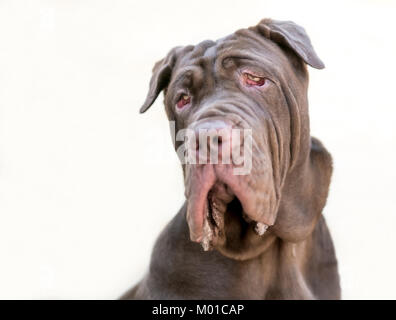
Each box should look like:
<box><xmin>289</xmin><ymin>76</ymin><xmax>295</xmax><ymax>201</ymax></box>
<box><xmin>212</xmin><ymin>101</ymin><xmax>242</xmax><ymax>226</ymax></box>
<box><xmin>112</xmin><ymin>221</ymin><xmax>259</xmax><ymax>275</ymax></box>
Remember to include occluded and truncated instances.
<box><xmin>122</xmin><ymin>18</ymin><xmax>340</xmax><ymax>299</ymax></box>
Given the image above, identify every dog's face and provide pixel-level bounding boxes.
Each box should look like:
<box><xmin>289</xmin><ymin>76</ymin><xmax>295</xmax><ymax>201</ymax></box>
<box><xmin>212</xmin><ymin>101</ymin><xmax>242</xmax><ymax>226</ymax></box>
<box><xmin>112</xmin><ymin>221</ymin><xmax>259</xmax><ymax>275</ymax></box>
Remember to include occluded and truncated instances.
<box><xmin>141</xmin><ymin>19</ymin><xmax>325</xmax><ymax>256</ymax></box>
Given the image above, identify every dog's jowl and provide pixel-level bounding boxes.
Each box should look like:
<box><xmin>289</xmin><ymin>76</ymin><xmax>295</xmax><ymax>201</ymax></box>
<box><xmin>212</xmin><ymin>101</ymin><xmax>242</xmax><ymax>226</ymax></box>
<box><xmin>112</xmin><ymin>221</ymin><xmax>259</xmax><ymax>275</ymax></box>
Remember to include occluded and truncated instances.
<box><xmin>121</xmin><ymin>18</ymin><xmax>340</xmax><ymax>300</ymax></box>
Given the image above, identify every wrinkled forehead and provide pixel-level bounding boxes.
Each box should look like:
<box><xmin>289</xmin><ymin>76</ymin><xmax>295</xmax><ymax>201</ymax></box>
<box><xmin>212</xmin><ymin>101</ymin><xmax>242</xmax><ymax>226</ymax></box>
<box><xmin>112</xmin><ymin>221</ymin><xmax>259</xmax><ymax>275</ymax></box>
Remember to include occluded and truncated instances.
<box><xmin>175</xmin><ymin>30</ymin><xmax>287</xmax><ymax>76</ymax></box>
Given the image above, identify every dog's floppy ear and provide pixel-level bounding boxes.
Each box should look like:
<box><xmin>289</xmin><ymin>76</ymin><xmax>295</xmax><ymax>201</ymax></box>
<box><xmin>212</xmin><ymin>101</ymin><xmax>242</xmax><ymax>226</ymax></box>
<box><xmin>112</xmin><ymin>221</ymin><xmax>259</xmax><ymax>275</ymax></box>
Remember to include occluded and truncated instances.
<box><xmin>257</xmin><ymin>19</ymin><xmax>325</xmax><ymax>69</ymax></box>
<box><xmin>140</xmin><ymin>47</ymin><xmax>181</xmax><ymax>113</ymax></box>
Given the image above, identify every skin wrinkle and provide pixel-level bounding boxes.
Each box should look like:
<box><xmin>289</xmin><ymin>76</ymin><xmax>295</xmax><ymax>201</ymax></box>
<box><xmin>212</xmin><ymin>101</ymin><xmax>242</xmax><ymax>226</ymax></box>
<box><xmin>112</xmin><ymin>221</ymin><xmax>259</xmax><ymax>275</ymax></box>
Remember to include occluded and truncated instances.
<box><xmin>268</xmin><ymin>106</ymin><xmax>290</xmax><ymax>190</ymax></box>
<box><xmin>279</xmin><ymin>82</ymin><xmax>301</xmax><ymax>171</ymax></box>
<box><xmin>176</xmin><ymin>33</ymin><xmax>295</xmax><ymax>242</ymax></box>
<box><xmin>266</xmin><ymin>123</ymin><xmax>281</xmax><ymax>208</ymax></box>
<box><xmin>247</xmin><ymin>96</ymin><xmax>284</xmax><ymax>191</ymax></box>
<box><xmin>123</xmin><ymin>19</ymin><xmax>340</xmax><ymax>300</ymax></box>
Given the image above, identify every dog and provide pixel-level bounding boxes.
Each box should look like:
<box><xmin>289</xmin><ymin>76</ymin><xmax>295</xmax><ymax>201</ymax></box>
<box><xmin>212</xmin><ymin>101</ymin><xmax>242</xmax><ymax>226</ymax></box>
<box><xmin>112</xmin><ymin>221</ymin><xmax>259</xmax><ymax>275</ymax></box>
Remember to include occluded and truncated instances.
<box><xmin>121</xmin><ymin>18</ymin><xmax>340</xmax><ymax>299</ymax></box>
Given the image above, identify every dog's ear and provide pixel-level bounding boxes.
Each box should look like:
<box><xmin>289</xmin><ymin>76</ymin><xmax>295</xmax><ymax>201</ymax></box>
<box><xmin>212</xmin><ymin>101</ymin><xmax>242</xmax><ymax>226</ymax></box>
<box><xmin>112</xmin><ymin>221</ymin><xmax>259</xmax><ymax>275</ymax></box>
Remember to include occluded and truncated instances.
<box><xmin>257</xmin><ymin>19</ymin><xmax>325</xmax><ymax>69</ymax></box>
<box><xmin>140</xmin><ymin>47</ymin><xmax>182</xmax><ymax>113</ymax></box>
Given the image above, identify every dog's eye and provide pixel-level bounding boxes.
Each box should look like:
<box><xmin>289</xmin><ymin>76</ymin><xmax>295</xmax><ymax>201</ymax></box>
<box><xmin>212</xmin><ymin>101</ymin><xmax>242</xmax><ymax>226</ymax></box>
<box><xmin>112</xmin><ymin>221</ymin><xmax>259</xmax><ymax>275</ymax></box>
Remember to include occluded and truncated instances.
<box><xmin>176</xmin><ymin>94</ymin><xmax>191</xmax><ymax>109</ymax></box>
<box><xmin>243</xmin><ymin>73</ymin><xmax>266</xmax><ymax>86</ymax></box>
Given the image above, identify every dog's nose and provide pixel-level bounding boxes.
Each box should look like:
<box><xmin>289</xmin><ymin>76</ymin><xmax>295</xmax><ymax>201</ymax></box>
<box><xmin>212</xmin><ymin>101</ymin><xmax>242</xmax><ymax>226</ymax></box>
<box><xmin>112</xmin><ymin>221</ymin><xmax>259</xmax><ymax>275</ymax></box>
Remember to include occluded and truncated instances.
<box><xmin>192</xmin><ymin>120</ymin><xmax>236</xmax><ymax>164</ymax></box>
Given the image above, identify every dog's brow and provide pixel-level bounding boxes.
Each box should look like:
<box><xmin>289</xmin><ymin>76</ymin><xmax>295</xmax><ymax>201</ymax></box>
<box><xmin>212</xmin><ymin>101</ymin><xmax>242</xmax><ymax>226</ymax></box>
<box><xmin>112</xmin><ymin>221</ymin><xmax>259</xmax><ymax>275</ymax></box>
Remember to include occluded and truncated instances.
<box><xmin>223</xmin><ymin>55</ymin><xmax>254</xmax><ymax>61</ymax></box>
<box><xmin>220</xmin><ymin>55</ymin><xmax>255</xmax><ymax>66</ymax></box>
<box><xmin>173</xmin><ymin>70</ymin><xmax>193</xmax><ymax>87</ymax></box>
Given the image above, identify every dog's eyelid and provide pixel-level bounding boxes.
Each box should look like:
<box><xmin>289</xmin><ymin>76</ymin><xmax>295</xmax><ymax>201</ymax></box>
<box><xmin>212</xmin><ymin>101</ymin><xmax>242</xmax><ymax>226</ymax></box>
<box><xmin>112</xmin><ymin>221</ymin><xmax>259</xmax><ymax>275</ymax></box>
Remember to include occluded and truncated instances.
<box><xmin>240</xmin><ymin>66</ymin><xmax>268</xmax><ymax>78</ymax></box>
<box><xmin>244</xmin><ymin>72</ymin><xmax>265</xmax><ymax>80</ymax></box>
<box><xmin>241</xmin><ymin>69</ymin><xmax>278</xmax><ymax>86</ymax></box>
<box><xmin>175</xmin><ymin>90</ymin><xmax>190</xmax><ymax>101</ymax></box>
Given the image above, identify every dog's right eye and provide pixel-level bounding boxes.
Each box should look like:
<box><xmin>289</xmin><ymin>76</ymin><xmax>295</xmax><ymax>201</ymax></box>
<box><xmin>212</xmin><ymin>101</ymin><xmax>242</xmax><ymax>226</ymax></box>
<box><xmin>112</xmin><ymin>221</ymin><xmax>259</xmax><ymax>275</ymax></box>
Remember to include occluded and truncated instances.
<box><xmin>176</xmin><ymin>94</ymin><xmax>191</xmax><ymax>109</ymax></box>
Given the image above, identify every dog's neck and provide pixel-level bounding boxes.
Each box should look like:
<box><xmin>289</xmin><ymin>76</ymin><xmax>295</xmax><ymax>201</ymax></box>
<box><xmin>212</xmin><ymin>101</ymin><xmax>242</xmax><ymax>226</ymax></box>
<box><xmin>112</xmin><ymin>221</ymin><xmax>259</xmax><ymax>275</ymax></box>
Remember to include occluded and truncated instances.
<box><xmin>255</xmin><ymin>237</ymin><xmax>316</xmax><ymax>299</ymax></box>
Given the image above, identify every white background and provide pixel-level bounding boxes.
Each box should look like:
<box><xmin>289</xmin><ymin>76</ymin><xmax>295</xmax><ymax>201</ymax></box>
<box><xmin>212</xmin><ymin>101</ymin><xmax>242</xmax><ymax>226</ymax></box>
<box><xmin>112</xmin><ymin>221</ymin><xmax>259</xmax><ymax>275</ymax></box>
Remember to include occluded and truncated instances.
<box><xmin>0</xmin><ymin>0</ymin><xmax>395</xmax><ymax>299</ymax></box>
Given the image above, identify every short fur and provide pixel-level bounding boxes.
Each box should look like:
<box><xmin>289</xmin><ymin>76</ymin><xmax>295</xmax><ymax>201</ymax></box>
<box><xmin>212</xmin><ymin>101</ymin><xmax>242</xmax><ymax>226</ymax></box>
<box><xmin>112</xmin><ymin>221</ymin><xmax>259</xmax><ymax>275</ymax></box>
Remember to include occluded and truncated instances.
<box><xmin>121</xmin><ymin>18</ymin><xmax>340</xmax><ymax>300</ymax></box>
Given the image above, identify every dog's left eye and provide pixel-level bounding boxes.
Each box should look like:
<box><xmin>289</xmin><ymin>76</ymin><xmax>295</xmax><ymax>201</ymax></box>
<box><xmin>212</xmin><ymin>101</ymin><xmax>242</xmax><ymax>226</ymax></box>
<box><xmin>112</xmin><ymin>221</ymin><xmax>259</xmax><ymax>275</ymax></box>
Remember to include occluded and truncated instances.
<box><xmin>243</xmin><ymin>73</ymin><xmax>266</xmax><ymax>86</ymax></box>
<box><xmin>176</xmin><ymin>94</ymin><xmax>191</xmax><ymax>109</ymax></box>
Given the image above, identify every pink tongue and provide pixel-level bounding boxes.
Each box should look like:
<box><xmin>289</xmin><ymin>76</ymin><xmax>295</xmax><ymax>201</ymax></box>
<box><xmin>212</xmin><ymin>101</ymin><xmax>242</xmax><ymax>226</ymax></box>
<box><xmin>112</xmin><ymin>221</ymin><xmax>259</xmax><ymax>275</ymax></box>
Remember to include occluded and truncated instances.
<box><xmin>186</xmin><ymin>165</ymin><xmax>216</xmax><ymax>242</ymax></box>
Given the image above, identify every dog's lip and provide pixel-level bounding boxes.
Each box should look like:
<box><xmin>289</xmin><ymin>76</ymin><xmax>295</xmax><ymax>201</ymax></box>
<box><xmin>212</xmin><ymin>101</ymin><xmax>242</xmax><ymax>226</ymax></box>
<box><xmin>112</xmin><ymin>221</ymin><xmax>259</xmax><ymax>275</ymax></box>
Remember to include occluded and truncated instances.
<box><xmin>186</xmin><ymin>165</ymin><xmax>217</xmax><ymax>242</ymax></box>
<box><xmin>186</xmin><ymin>164</ymin><xmax>273</xmax><ymax>244</ymax></box>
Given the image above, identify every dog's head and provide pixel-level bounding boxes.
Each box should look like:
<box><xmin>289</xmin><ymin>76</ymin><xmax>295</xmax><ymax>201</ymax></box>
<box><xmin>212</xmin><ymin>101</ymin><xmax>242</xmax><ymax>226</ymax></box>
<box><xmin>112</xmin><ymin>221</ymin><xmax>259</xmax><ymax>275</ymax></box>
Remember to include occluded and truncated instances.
<box><xmin>141</xmin><ymin>19</ymin><xmax>331</xmax><ymax>259</ymax></box>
